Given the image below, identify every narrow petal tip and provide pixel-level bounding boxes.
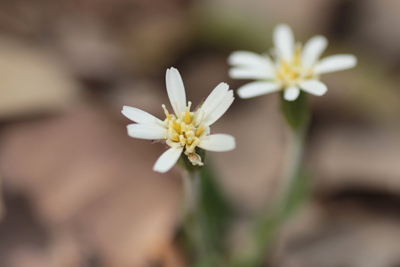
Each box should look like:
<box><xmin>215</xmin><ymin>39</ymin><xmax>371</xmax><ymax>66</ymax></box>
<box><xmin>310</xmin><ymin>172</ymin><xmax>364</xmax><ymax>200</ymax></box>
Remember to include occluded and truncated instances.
<box><xmin>275</xmin><ymin>23</ymin><xmax>291</xmax><ymax>32</ymax></box>
<box><xmin>300</xmin><ymin>80</ymin><xmax>328</xmax><ymax>96</ymax></box>
<box><xmin>283</xmin><ymin>86</ymin><xmax>300</xmax><ymax>101</ymax></box>
<box><xmin>273</xmin><ymin>24</ymin><xmax>294</xmax><ymax>61</ymax></box>
<box><xmin>314</xmin><ymin>54</ymin><xmax>358</xmax><ymax>74</ymax></box>
<box><xmin>153</xmin><ymin>147</ymin><xmax>183</xmax><ymax>173</ymax></box>
<box><xmin>198</xmin><ymin>134</ymin><xmax>236</xmax><ymax>152</ymax></box>
<box><xmin>237</xmin><ymin>81</ymin><xmax>281</xmax><ymax>99</ymax></box>
<box><xmin>167</xmin><ymin>66</ymin><xmax>177</xmax><ymax>72</ymax></box>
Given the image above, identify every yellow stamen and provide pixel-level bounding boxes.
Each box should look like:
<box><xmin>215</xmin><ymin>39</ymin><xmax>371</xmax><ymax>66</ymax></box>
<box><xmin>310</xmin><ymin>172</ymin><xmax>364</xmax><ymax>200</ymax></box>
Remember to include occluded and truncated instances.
<box><xmin>281</xmin><ymin>60</ymin><xmax>289</xmax><ymax>73</ymax></box>
<box><xmin>180</xmin><ymin>135</ymin><xmax>186</xmax><ymax>146</ymax></box>
<box><xmin>185</xmin><ymin>113</ymin><xmax>191</xmax><ymax>124</ymax></box>
<box><xmin>305</xmin><ymin>70</ymin><xmax>314</xmax><ymax>79</ymax></box>
<box><xmin>171</xmin><ymin>134</ymin><xmax>180</xmax><ymax>142</ymax></box>
<box><xmin>173</xmin><ymin>121</ymin><xmax>180</xmax><ymax>133</ymax></box>
<box><xmin>185</xmin><ymin>101</ymin><xmax>192</xmax><ymax>124</ymax></box>
<box><xmin>162</xmin><ymin>104</ymin><xmax>172</xmax><ymax>120</ymax></box>
<box><xmin>293</xmin><ymin>43</ymin><xmax>302</xmax><ymax>66</ymax></box>
<box><xmin>187</xmin><ymin>136</ymin><xmax>193</xmax><ymax>145</ymax></box>
<box><xmin>186</xmin><ymin>138</ymin><xmax>200</xmax><ymax>153</ymax></box>
<box><xmin>195</xmin><ymin>126</ymin><xmax>203</xmax><ymax>137</ymax></box>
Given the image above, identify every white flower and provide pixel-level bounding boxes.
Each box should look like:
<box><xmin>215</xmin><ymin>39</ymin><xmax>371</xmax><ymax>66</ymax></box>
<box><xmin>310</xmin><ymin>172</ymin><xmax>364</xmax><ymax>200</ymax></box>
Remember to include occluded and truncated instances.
<box><xmin>122</xmin><ymin>67</ymin><xmax>236</xmax><ymax>173</ymax></box>
<box><xmin>228</xmin><ymin>24</ymin><xmax>357</xmax><ymax>101</ymax></box>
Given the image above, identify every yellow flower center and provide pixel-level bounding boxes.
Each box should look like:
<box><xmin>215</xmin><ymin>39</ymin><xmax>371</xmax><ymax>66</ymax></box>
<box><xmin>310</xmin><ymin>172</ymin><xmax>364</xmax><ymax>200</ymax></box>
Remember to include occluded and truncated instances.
<box><xmin>275</xmin><ymin>44</ymin><xmax>314</xmax><ymax>87</ymax></box>
<box><xmin>162</xmin><ymin>102</ymin><xmax>205</xmax><ymax>166</ymax></box>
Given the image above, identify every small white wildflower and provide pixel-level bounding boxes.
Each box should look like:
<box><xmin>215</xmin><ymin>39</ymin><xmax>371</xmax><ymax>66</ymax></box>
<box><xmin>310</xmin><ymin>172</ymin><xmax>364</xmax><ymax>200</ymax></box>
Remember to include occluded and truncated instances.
<box><xmin>228</xmin><ymin>24</ymin><xmax>357</xmax><ymax>101</ymax></box>
<box><xmin>122</xmin><ymin>67</ymin><xmax>236</xmax><ymax>173</ymax></box>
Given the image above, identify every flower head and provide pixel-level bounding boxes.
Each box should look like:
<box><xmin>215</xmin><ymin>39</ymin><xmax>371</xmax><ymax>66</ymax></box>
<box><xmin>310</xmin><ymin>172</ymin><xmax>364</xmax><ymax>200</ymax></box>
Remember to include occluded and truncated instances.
<box><xmin>228</xmin><ymin>24</ymin><xmax>357</xmax><ymax>101</ymax></box>
<box><xmin>122</xmin><ymin>67</ymin><xmax>236</xmax><ymax>173</ymax></box>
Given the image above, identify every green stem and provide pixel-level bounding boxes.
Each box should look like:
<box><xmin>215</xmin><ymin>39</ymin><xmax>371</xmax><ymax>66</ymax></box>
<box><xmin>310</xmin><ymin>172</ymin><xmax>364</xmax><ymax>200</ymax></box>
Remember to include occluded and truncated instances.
<box><xmin>182</xmin><ymin>169</ymin><xmax>201</xmax><ymax>217</ymax></box>
<box><xmin>182</xmin><ymin>169</ymin><xmax>206</xmax><ymax>262</ymax></box>
<box><xmin>274</xmin><ymin>126</ymin><xmax>307</xmax><ymax>211</ymax></box>
<box><xmin>230</xmin><ymin>94</ymin><xmax>311</xmax><ymax>267</ymax></box>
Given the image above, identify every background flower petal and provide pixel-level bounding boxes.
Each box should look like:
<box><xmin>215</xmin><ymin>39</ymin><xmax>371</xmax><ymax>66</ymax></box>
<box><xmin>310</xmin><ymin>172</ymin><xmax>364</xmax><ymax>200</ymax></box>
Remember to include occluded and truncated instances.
<box><xmin>300</xmin><ymin>80</ymin><xmax>327</xmax><ymax>96</ymax></box>
<box><xmin>198</xmin><ymin>134</ymin><xmax>236</xmax><ymax>152</ymax></box>
<box><xmin>228</xmin><ymin>51</ymin><xmax>273</xmax><ymax>68</ymax></box>
<box><xmin>273</xmin><ymin>24</ymin><xmax>294</xmax><ymax>61</ymax></box>
<box><xmin>301</xmin><ymin>35</ymin><xmax>328</xmax><ymax>68</ymax></box>
<box><xmin>229</xmin><ymin>67</ymin><xmax>274</xmax><ymax>80</ymax></box>
<box><xmin>283</xmin><ymin>86</ymin><xmax>300</xmax><ymax>101</ymax></box>
<box><xmin>237</xmin><ymin>81</ymin><xmax>281</xmax><ymax>99</ymax></box>
<box><xmin>153</xmin><ymin>147</ymin><xmax>183</xmax><ymax>173</ymax></box>
<box><xmin>314</xmin><ymin>54</ymin><xmax>357</xmax><ymax>74</ymax></box>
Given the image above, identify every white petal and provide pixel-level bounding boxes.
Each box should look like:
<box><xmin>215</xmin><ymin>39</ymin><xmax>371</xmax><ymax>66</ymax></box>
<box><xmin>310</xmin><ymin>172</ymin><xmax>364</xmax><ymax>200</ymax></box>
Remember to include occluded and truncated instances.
<box><xmin>314</xmin><ymin>54</ymin><xmax>357</xmax><ymax>74</ymax></box>
<box><xmin>200</xmin><ymin>82</ymin><xmax>229</xmax><ymax>120</ymax></box>
<box><xmin>237</xmin><ymin>81</ymin><xmax>281</xmax><ymax>99</ymax></box>
<box><xmin>273</xmin><ymin>24</ymin><xmax>294</xmax><ymax>61</ymax></box>
<box><xmin>283</xmin><ymin>86</ymin><xmax>300</xmax><ymax>101</ymax></box>
<box><xmin>301</xmin><ymin>35</ymin><xmax>328</xmax><ymax>68</ymax></box>
<box><xmin>165</xmin><ymin>67</ymin><xmax>187</xmax><ymax>116</ymax></box>
<box><xmin>153</xmin><ymin>147</ymin><xmax>183</xmax><ymax>173</ymax></box>
<box><xmin>228</xmin><ymin>51</ymin><xmax>273</xmax><ymax>69</ymax></box>
<box><xmin>122</xmin><ymin>106</ymin><xmax>164</xmax><ymax>125</ymax></box>
<box><xmin>198</xmin><ymin>134</ymin><xmax>236</xmax><ymax>152</ymax></box>
<box><xmin>127</xmin><ymin>124</ymin><xmax>167</xmax><ymax>140</ymax></box>
<box><xmin>229</xmin><ymin>67</ymin><xmax>274</xmax><ymax>80</ymax></box>
<box><xmin>202</xmin><ymin>90</ymin><xmax>234</xmax><ymax>126</ymax></box>
<box><xmin>300</xmin><ymin>80</ymin><xmax>327</xmax><ymax>96</ymax></box>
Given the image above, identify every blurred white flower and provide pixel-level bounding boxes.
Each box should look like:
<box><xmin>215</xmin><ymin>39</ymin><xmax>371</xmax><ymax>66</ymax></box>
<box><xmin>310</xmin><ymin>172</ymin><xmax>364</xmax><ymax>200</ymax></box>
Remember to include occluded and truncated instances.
<box><xmin>122</xmin><ymin>67</ymin><xmax>236</xmax><ymax>173</ymax></box>
<box><xmin>228</xmin><ymin>24</ymin><xmax>357</xmax><ymax>101</ymax></box>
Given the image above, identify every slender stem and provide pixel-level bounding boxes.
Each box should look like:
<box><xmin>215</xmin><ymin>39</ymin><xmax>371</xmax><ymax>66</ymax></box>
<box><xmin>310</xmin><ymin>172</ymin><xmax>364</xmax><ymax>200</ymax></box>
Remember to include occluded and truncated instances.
<box><xmin>275</xmin><ymin>91</ymin><xmax>310</xmax><ymax>211</ymax></box>
<box><xmin>274</xmin><ymin>126</ymin><xmax>306</xmax><ymax>207</ymax></box>
<box><xmin>182</xmin><ymin>170</ymin><xmax>201</xmax><ymax>215</ymax></box>
<box><xmin>230</xmin><ymin>96</ymin><xmax>311</xmax><ymax>267</ymax></box>
<box><xmin>182</xmin><ymin>169</ymin><xmax>206</xmax><ymax>261</ymax></box>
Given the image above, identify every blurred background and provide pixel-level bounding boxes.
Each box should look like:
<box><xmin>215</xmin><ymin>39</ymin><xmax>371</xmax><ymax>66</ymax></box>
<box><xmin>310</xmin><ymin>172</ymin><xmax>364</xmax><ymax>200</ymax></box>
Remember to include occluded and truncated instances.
<box><xmin>0</xmin><ymin>0</ymin><xmax>400</xmax><ymax>266</ymax></box>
